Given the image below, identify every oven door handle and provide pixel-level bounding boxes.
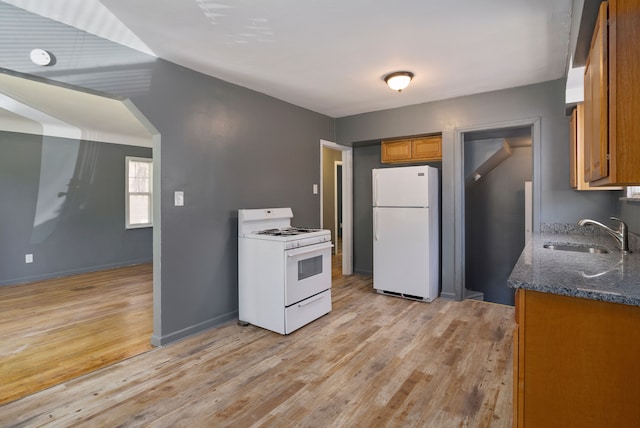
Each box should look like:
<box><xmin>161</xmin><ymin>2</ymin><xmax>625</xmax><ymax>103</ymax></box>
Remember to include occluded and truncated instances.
<box><xmin>286</xmin><ymin>242</ymin><xmax>333</xmax><ymax>257</ymax></box>
<box><xmin>297</xmin><ymin>294</ymin><xmax>325</xmax><ymax>307</ymax></box>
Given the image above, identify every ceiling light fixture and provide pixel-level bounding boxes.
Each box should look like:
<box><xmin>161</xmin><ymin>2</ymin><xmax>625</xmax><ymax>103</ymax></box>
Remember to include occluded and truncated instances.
<box><xmin>384</xmin><ymin>71</ymin><xmax>414</xmax><ymax>92</ymax></box>
<box><xmin>30</xmin><ymin>49</ymin><xmax>54</xmax><ymax>66</ymax></box>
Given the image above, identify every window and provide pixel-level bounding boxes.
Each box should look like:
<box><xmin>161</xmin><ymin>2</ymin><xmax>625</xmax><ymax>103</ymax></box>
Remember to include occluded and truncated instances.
<box><xmin>126</xmin><ymin>157</ymin><xmax>153</xmax><ymax>228</ymax></box>
<box><xmin>626</xmin><ymin>186</ymin><xmax>640</xmax><ymax>200</ymax></box>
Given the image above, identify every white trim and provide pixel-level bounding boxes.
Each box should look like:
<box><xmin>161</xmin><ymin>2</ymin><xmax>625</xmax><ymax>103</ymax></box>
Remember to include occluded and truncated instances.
<box><xmin>334</xmin><ymin>160</ymin><xmax>343</xmax><ymax>253</ymax></box>
<box><xmin>320</xmin><ymin>139</ymin><xmax>353</xmax><ymax>275</ymax></box>
<box><xmin>150</xmin><ymin>133</ymin><xmax>162</xmax><ymax>346</ymax></box>
<box><xmin>122</xmin><ymin>98</ymin><xmax>162</xmax><ymax>347</ymax></box>
<box><xmin>525</xmin><ymin>181</ymin><xmax>533</xmax><ymax>241</ymax></box>
<box><xmin>626</xmin><ymin>186</ymin><xmax>640</xmax><ymax>199</ymax></box>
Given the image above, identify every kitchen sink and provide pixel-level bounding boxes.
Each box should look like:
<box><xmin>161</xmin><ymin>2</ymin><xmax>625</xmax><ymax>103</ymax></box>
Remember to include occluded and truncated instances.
<box><xmin>543</xmin><ymin>243</ymin><xmax>608</xmax><ymax>254</ymax></box>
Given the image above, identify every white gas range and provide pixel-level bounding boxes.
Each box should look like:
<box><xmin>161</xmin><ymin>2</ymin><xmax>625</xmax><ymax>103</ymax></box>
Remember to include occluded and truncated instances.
<box><xmin>238</xmin><ymin>208</ymin><xmax>333</xmax><ymax>334</ymax></box>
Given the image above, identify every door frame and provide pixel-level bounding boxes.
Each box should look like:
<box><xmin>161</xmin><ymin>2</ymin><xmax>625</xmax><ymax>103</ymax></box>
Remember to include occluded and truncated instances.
<box><xmin>334</xmin><ymin>160</ymin><xmax>342</xmax><ymax>252</ymax></box>
<box><xmin>448</xmin><ymin>117</ymin><xmax>541</xmax><ymax>301</ymax></box>
<box><xmin>320</xmin><ymin>139</ymin><xmax>353</xmax><ymax>275</ymax></box>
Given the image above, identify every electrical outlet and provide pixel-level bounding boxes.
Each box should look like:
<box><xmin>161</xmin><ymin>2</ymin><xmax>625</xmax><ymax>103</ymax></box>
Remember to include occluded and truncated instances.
<box><xmin>313</xmin><ymin>184</ymin><xmax>318</xmax><ymax>194</ymax></box>
<box><xmin>25</xmin><ymin>254</ymin><xmax>33</xmax><ymax>263</ymax></box>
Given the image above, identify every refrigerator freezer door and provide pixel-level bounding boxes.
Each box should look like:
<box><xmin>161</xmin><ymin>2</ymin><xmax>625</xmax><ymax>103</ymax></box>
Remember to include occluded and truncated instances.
<box><xmin>373</xmin><ymin>207</ymin><xmax>438</xmax><ymax>301</ymax></box>
<box><xmin>372</xmin><ymin>165</ymin><xmax>432</xmax><ymax>207</ymax></box>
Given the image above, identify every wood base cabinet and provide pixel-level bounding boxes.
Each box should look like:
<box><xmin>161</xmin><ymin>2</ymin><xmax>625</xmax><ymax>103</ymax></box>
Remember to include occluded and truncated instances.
<box><xmin>514</xmin><ymin>289</ymin><xmax>640</xmax><ymax>427</ymax></box>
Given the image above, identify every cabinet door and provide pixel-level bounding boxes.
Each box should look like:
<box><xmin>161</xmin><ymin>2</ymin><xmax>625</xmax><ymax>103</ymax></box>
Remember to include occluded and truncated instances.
<box><xmin>412</xmin><ymin>136</ymin><xmax>442</xmax><ymax>161</ymax></box>
<box><xmin>518</xmin><ymin>289</ymin><xmax>640</xmax><ymax>427</ymax></box>
<box><xmin>585</xmin><ymin>2</ymin><xmax>609</xmax><ymax>181</ymax></box>
<box><xmin>569</xmin><ymin>108</ymin><xmax>577</xmax><ymax>188</ymax></box>
<box><xmin>607</xmin><ymin>0</ymin><xmax>640</xmax><ymax>185</ymax></box>
<box><xmin>583</xmin><ymin>0</ymin><xmax>640</xmax><ymax>186</ymax></box>
<box><xmin>583</xmin><ymin>63</ymin><xmax>594</xmax><ymax>181</ymax></box>
<box><xmin>381</xmin><ymin>140</ymin><xmax>411</xmax><ymax>163</ymax></box>
<box><xmin>513</xmin><ymin>289</ymin><xmax>524</xmax><ymax>428</ymax></box>
<box><xmin>573</xmin><ymin>103</ymin><xmax>622</xmax><ymax>190</ymax></box>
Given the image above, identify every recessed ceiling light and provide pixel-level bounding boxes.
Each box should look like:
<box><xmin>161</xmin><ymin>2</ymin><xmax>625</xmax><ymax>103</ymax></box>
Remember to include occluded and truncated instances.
<box><xmin>384</xmin><ymin>71</ymin><xmax>414</xmax><ymax>92</ymax></box>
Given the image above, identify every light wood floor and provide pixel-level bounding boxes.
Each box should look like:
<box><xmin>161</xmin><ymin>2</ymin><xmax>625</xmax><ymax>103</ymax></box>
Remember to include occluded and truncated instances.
<box><xmin>0</xmin><ymin>271</ymin><xmax>515</xmax><ymax>427</ymax></box>
<box><xmin>0</xmin><ymin>264</ymin><xmax>153</xmax><ymax>406</ymax></box>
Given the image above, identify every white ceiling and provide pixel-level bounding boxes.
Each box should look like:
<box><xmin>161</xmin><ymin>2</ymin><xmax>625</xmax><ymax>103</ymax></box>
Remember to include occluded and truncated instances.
<box><xmin>2</xmin><ymin>0</ymin><xmax>575</xmax><ymax>118</ymax></box>
<box><xmin>0</xmin><ymin>73</ymin><xmax>154</xmax><ymax>146</ymax></box>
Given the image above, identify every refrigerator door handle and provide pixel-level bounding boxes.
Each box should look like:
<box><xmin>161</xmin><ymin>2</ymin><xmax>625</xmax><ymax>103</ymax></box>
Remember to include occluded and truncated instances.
<box><xmin>374</xmin><ymin>209</ymin><xmax>379</xmax><ymax>241</ymax></box>
<box><xmin>373</xmin><ymin>173</ymin><xmax>378</xmax><ymax>206</ymax></box>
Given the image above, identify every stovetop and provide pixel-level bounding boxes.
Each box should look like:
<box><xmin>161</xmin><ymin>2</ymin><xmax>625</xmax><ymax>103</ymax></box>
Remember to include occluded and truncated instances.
<box><xmin>256</xmin><ymin>227</ymin><xmax>323</xmax><ymax>237</ymax></box>
<box><xmin>244</xmin><ymin>226</ymin><xmax>331</xmax><ymax>247</ymax></box>
<box><xmin>238</xmin><ymin>208</ymin><xmax>330</xmax><ymax>246</ymax></box>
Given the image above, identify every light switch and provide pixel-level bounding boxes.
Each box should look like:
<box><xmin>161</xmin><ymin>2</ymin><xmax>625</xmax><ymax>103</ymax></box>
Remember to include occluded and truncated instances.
<box><xmin>174</xmin><ymin>191</ymin><xmax>184</xmax><ymax>206</ymax></box>
<box><xmin>313</xmin><ymin>184</ymin><xmax>318</xmax><ymax>194</ymax></box>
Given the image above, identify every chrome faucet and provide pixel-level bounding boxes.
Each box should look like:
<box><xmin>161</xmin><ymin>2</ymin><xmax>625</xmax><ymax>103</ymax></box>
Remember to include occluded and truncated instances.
<box><xmin>577</xmin><ymin>216</ymin><xmax>630</xmax><ymax>254</ymax></box>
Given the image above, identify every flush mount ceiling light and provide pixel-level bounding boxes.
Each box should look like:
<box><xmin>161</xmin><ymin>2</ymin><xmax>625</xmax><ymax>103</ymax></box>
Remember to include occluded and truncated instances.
<box><xmin>30</xmin><ymin>49</ymin><xmax>53</xmax><ymax>66</ymax></box>
<box><xmin>384</xmin><ymin>71</ymin><xmax>414</xmax><ymax>92</ymax></box>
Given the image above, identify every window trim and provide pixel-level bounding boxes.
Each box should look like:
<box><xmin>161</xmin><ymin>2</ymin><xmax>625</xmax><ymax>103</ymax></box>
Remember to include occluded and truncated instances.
<box><xmin>125</xmin><ymin>156</ymin><xmax>153</xmax><ymax>229</ymax></box>
<box><xmin>624</xmin><ymin>186</ymin><xmax>640</xmax><ymax>201</ymax></box>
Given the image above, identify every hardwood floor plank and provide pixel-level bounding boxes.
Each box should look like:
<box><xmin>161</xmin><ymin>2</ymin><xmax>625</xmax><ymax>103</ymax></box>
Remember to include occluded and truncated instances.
<box><xmin>0</xmin><ymin>272</ymin><xmax>514</xmax><ymax>427</ymax></box>
<box><xmin>0</xmin><ymin>264</ymin><xmax>153</xmax><ymax>406</ymax></box>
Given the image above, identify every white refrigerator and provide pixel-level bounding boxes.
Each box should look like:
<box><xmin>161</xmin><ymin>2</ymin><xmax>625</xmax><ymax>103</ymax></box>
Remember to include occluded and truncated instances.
<box><xmin>372</xmin><ymin>165</ymin><xmax>439</xmax><ymax>302</ymax></box>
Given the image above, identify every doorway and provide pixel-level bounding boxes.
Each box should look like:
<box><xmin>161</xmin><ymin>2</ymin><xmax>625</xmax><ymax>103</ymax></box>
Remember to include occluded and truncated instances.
<box><xmin>463</xmin><ymin>126</ymin><xmax>532</xmax><ymax>305</ymax></box>
<box><xmin>320</xmin><ymin>140</ymin><xmax>353</xmax><ymax>276</ymax></box>
<box><xmin>0</xmin><ymin>73</ymin><xmax>159</xmax><ymax>403</ymax></box>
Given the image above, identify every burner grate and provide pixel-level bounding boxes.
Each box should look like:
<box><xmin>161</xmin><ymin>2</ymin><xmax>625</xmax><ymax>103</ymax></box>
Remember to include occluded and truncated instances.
<box><xmin>256</xmin><ymin>227</ymin><xmax>321</xmax><ymax>236</ymax></box>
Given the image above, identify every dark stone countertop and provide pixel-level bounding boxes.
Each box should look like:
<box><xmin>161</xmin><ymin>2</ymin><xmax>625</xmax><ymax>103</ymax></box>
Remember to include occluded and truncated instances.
<box><xmin>508</xmin><ymin>232</ymin><xmax>640</xmax><ymax>306</ymax></box>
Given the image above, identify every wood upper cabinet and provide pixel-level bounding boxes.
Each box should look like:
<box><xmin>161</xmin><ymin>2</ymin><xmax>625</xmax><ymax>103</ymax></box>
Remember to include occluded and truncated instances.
<box><xmin>584</xmin><ymin>1</ymin><xmax>609</xmax><ymax>182</ymax></box>
<box><xmin>513</xmin><ymin>289</ymin><xmax>640</xmax><ymax>427</ymax></box>
<box><xmin>570</xmin><ymin>103</ymin><xmax>621</xmax><ymax>190</ymax></box>
<box><xmin>411</xmin><ymin>136</ymin><xmax>442</xmax><ymax>160</ymax></box>
<box><xmin>569</xmin><ymin>107</ymin><xmax>577</xmax><ymax>188</ymax></box>
<box><xmin>381</xmin><ymin>135</ymin><xmax>442</xmax><ymax>163</ymax></box>
<box><xmin>380</xmin><ymin>139</ymin><xmax>412</xmax><ymax>162</ymax></box>
<box><xmin>584</xmin><ymin>0</ymin><xmax>640</xmax><ymax>186</ymax></box>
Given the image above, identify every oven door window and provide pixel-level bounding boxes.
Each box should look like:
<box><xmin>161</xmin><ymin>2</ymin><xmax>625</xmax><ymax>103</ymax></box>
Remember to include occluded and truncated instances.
<box><xmin>298</xmin><ymin>255</ymin><xmax>323</xmax><ymax>281</ymax></box>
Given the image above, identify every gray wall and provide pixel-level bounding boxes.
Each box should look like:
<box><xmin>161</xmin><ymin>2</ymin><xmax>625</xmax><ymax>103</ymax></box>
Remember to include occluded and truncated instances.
<box><xmin>0</xmin><ymin>131</ymin><xmax>152</xmax><ymax>285</ymax></box>
<box><xmin>464</xmin><ymin>140</ymin><xmax>532</xmax><ymax>305</ymax></box>
<box><xmin>352</xmin><ymin>145</ymin><xmax>378</xmax><ymax>274</ymax></box>
<box><xmin>2</xmin><ymin>3</ymin><xmax>628</xmax><ymax>336</ymax></box>
<box><xmin>147</xmin><ymin>64</ymin><xmax>333</xmax><ymax>343</ymax></box>
<box><xmin>617</xmin><ymin>201</ymin><xmax>640</xmax><ymax>237</ymax></box>
<box><xmin>351</xmin><ymin>145</ymin><xmax>442</xmax><ymax>276</ymax></box>
<box><xmin>1</xmin><ymin>4</ymin><xmax>334</xmax><ymax>344</ymax></box>
<box><xmin>336</xmin><ymin>79</ymin><xmax>617</xmax><ymax>300</ymax></box>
